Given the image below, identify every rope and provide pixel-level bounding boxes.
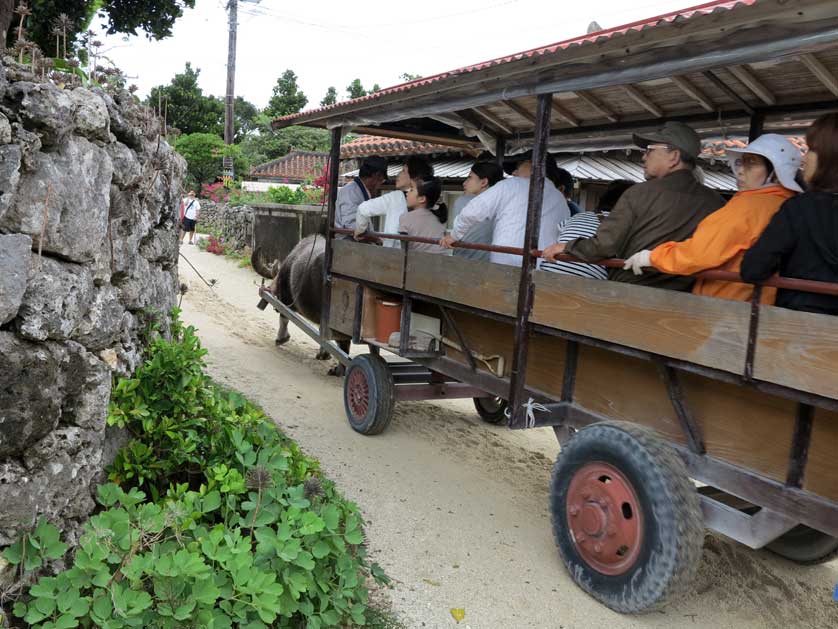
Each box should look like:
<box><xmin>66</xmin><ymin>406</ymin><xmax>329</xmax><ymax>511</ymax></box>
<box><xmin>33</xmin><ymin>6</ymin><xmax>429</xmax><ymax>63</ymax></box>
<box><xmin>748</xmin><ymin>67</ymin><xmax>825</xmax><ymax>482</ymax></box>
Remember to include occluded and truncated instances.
<box><xmin>179</xmin><ymin>251</ymin><xmax>217</xmax><ymax>291</ymax></box>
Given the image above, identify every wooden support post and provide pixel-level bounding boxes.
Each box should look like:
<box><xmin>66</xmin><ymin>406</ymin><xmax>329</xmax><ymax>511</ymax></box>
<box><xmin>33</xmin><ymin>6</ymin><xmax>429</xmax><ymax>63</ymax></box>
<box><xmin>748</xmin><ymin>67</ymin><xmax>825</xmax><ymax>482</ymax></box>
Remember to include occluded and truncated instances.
<box><xmin>495</xmin><ymin>136</ymin><xmax>506</xmax><ymax>167</ymax></box>
<box><xmin>787</xmin><ymin>403</ymin><xmax>814</xmax><ymax>488</ymax></box>
<box><xmin>748</xmin><ymin>110</ymin><xmax>765</xmax><ymax>142</ymax></box>
<box><xmin>320</xmin><ymin>126</ymin><xmax>342</xmax><ymax>343</ymax></box>
<box><xmin>508</xmin><ymin>93</ymin><xmax>552</xmax><ymax>430</ymax></box>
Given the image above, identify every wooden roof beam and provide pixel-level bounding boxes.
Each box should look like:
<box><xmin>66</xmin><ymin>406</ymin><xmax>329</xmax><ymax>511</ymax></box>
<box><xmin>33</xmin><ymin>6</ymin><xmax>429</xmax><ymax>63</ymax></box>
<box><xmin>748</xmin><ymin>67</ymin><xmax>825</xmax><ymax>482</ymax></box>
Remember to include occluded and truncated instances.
<box><xmin>702</xmin><ymin>71</ymin><xmax>755</xmax><ymax>115</ymax></box>
<box><xmin>798</xmin><ymin>53</ymin><xmax>838</xmax><ymax>97</ymax></box>
<box><xmin>670</xmin><ymin>76</ymin><xmax>715</xmax><ymax>112</ymax></box>
<box><xmin>622</xmin><ymin>85</ymin><xmax>664</xmax><ymax>118</ymax></box>
<box><xmin>573</xmin><ymin>91</ymin><xmax>619</xmax><ymax>123</ymax></box>
<box><xmin>550</xmin><ymin>97</ymin><xmax>580</xmax><ymax>127</ymax></box>
<box><xmin>728</xmin><ymin>65</ymin><xmax>776</xmax><ymax>106</ymax></box>
<box><xmin>471</xmin><ymin>107</ymin><xmax>514</xmax><ymax>136</ymax></box>
<box><xmin>502</xmin><ymin>100</ymin><xmax>537</xmax><ymax>124</ymax></box>
<box><xmin>454</xmin><ymin>109</ymin><xmax>498</xmax><ymax>140</ymax></box>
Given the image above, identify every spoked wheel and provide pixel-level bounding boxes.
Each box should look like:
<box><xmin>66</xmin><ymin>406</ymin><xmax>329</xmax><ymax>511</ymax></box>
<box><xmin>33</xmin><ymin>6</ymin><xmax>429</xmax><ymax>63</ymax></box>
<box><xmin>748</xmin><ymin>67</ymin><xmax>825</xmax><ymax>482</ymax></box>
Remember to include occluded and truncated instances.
<box><xmin>473</xmin><ymin>396</ymin><xmax>508</xmax><ymax>424</ymax></box>
<box><xmin>766</xmin><ymin>525</ymin><xmax>838</xmax><ymax>565</ymax></box>
<box><xmin>550</xmin><ymin>422</ymin><xmax>704</xmax><ymax>613</ymax></box>
<box><xmin>343</xmin><ymin>354</ymin><xmax>395</xmax><ymax>435</ymax></box>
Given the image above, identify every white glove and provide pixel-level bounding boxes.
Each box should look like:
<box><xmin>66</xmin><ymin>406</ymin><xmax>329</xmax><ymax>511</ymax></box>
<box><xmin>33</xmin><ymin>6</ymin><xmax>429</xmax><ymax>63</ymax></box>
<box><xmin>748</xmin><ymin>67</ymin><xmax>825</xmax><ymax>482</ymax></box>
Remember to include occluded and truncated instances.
<box><xmin>623</xmin><ymin>250</ymin><xmax>652</xmax><ymax>276</ymax></box>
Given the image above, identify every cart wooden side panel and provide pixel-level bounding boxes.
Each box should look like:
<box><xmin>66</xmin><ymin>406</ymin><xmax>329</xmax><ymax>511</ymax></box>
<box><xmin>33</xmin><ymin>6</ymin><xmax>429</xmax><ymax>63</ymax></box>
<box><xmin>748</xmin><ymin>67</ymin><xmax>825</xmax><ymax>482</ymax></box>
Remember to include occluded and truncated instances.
<box><xmin>405</xmin><ymin>253</ymin><xmax>519</xmax><ymax>316</ymax></box>
<box><xmin>328</xmin><ymin>278</ymin><xmax>357</xmax><ymax>337</ymax></box>
<box><xmin>443</xmin><ymin>311</ymin><xmax>796</xmax><ymax>482</ymax></box>
<box><xmin>332</xmin><ymin>240</ymin><xmax>404</xmax><ymax>287</ymax></box>
<box><xmin>805</xmin><ymin>408</ymin><xmax>838</xmax><ymax>502</ymax></box>
<box><xmin>753</xmin><ymin>305</ymin><xmax>838</xmax><ymax>400</ymax></box>
<box><xmin>531</xmin><ymin>271</ymin><xmax>751</xmax><ymax>374</ymax></box>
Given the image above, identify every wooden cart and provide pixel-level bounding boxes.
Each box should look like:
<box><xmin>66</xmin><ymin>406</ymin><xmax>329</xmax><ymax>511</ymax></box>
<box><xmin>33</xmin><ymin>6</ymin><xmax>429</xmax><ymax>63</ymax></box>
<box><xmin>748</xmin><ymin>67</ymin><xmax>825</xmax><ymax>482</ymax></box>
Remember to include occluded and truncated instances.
<box><xmin>260</xmin><ymin>0</ymin><xmax>838</xmax><ymax>613</ymax></box>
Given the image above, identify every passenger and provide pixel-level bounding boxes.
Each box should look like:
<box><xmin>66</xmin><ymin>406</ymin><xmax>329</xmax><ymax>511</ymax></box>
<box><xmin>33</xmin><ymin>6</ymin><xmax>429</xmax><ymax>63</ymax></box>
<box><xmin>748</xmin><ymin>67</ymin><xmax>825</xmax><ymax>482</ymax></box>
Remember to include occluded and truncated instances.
<box><xmin>440</xmin><ymin>150</ymin><xmax>569</xmax><ymax>266</ymax></box>
<box><xmin>541</xmin><ymin>179</ymin><xmax>634</xmax><ymax>280</ymax></box>
<box><xmin>741</xmin><ymin>113</ymin><xmax>838</xmax><ymax>315</ymax></box>
<box><xmin>335</xmin><ymin>156</ymin><xmax>388</xmax><ymax>238</ymax></box>
<box><xmin>354</xmin><ymin>156</ymin><xmax>434</xmax><ymax>247</ymax></box>
<box><xmin>398</xmin><ymin>176</ymin><xmax>449</xmax><ymax>254</ymax></box>
<box><xmin>622</xmin><ymin>134</ymin><xmax>801</xmax><ymax>303</ymax></box>
<box><xmin>451</xmin><ymin>161</ymin><xmax>505</xmax><ymax>262</ymax></box>
<box><xmin>553</xmin><ymin>167</ymin><xmax>585</xmax><ymax>216</ymax></box>
<box><xmin>542</xmin><ymin>121</ymin><xmax>725</xmax><ymax>290</ymax></box>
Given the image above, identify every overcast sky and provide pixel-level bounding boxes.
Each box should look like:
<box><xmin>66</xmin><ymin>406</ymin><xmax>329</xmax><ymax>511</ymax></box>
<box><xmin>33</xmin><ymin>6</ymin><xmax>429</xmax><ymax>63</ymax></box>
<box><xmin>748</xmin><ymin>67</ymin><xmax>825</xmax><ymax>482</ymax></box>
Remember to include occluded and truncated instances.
<box><xmin>97</xmin><ymin>0</ymin><xmax>703</xmax><ymax>110</ymax></box>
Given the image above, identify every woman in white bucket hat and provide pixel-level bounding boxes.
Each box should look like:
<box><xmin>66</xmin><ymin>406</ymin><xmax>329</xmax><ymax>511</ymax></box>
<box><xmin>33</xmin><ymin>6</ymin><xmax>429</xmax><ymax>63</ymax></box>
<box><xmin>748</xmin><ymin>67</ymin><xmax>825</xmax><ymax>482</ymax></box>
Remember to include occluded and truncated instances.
<box><xmin>622</xmin><ymin>133</ymin><xmax>802</xmax><ymax>303</ymax></box>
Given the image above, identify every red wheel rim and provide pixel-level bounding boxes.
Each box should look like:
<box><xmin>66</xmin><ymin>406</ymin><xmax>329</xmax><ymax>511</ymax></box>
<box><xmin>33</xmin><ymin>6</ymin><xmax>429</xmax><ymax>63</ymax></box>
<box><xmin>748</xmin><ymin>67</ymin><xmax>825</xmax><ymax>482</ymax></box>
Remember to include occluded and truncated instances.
<box><xmin>347</xmin><ymin>368</ymin><xmax>370</xmax><ymax>418</ymax></box>
<box><xmin>566</xmin><ymin>462</ymin><xmax>644</xmax><ymax>576</ymax></box>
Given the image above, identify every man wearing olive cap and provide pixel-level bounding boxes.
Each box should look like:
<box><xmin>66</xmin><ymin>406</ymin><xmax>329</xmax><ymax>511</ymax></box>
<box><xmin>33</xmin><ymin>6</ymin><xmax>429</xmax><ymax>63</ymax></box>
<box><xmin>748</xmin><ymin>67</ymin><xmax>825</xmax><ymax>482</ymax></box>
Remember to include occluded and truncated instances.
<box><xmin>543</xmin><ymin>121</ymin><xmax>725</xmax><ymax>290</ymax></box>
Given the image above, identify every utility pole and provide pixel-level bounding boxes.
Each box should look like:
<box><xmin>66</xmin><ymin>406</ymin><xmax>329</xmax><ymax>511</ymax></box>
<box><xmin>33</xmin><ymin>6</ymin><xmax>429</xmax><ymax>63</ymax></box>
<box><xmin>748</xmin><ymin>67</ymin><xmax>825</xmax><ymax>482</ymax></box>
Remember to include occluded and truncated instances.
<box><xmin>223</xmin><ymin>0</ymin><xmax>238</xmax><ymax>184</ymax></box>
<box><xmin>223</xmin><ymin>0</ymin><xmax>260</xmax><ymax>184</ymax></box>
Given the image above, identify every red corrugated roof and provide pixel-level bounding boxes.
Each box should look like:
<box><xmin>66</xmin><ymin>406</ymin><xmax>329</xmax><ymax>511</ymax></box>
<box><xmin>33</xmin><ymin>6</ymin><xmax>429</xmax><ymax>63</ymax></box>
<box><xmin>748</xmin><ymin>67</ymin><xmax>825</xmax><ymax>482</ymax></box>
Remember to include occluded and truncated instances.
<box><xmin>701</xmin><ymin>136</ymin><xmax>807</xmax><ymax>158</ymax></box>
<box><xmin>340</xmin><ymin>135</ymin><xmax>455</xmax><ymax>158</ymax></box>
<box><xmin>275</xmin><ymin>0</ymin><xmax>757</xmax><ymax>125</ymax></box>
<box><xmin>250</xmin><ymin>151</ymin><xmax>328</xmax><ymax>180</ymax></box>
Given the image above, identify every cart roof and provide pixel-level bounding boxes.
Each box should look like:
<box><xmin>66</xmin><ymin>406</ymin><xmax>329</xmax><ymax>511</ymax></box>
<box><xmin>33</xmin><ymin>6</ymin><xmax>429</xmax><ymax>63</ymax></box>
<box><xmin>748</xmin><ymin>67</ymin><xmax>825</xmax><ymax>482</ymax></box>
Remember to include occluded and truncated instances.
<box><xmin>272</xmin><ymin>0</ymin><xmax>838</xmax><ymax>152</ymax></box>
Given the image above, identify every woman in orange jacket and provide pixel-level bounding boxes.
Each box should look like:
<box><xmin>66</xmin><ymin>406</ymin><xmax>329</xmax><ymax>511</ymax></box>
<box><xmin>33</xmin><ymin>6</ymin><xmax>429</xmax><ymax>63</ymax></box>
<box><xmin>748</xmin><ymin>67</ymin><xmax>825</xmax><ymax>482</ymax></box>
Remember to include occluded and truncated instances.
<box><xmin>622</xmin><ymin>134</ymin><xmax>802</xmax><ymax>303</ymax></box>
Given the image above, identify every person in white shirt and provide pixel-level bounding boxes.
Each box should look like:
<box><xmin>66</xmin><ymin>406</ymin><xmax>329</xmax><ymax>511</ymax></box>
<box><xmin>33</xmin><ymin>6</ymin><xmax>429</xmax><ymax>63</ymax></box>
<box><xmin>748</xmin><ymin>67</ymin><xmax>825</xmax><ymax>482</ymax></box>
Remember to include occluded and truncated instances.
<box><xmin>354</xmin><ymin>156</ymin><xmax>434</xmax><ymax>247</ymax></box>
<box><xmin>451</xmin><ymin>161</ymin><xmax>505</xmax><ymax>262</ymax></box>
<box><xmin>440</xmin><ymin>151</ymin><xmax>569</xmax><ymax>266</ymax></box>
<box><xmin>180</xmin><ymin>190</ymin><xmax>201</xmax><ymax>245</ymax></box>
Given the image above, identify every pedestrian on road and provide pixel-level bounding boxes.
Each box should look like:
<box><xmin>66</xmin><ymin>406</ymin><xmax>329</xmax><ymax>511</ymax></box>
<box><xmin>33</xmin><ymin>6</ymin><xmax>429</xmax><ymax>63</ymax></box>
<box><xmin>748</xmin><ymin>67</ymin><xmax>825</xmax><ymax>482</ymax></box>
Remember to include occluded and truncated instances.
<box><xmin>181</xmin><ymin>190</ymin><xmax>201</xmax><ymax>245</ymax></box>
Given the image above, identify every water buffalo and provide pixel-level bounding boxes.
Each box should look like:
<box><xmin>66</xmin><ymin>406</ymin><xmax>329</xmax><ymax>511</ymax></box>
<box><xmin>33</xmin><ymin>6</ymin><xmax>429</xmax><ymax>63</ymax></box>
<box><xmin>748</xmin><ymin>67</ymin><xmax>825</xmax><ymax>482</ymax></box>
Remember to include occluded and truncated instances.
<box><xmin>252</xmin><ymin>234</ymin><xmax>350</xmax><ymax>376</ymax></box>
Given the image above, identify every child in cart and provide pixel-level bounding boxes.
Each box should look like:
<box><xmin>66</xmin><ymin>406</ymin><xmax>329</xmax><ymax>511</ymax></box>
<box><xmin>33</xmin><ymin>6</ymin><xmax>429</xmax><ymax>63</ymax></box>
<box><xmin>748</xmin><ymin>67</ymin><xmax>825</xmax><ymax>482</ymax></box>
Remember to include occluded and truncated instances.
<box><xmin>398</xmin><ymin>176</ymin><xmax>450</xmax><ymax>255</ymax></box>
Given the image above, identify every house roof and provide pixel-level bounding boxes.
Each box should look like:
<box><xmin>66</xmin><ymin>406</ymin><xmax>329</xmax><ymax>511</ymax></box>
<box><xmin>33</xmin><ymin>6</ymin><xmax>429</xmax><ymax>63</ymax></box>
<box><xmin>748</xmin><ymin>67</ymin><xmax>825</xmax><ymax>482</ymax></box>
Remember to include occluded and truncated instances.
<box><xmin>275</xmin><ymin>0</ymin><xmax>758</xmax><ymax>128</ymax></box>
<box><xmin>701</xmin><ymin>136</ymin><xmax>808</xmax><ymax>160</ymax></box>
<box><xmin>270</xmin><ymin>0</ymin><xmax>837</xmax><ymax>158</ymax></box>
<box><xmin>341</xmin><ymin>135</ymin><xmax>455</xmax><ymax>158</ymax></box>
<box><xmin>250</xmin><ymin>151</ymin><xmax>328</xmax><ymax>180</ymax></box>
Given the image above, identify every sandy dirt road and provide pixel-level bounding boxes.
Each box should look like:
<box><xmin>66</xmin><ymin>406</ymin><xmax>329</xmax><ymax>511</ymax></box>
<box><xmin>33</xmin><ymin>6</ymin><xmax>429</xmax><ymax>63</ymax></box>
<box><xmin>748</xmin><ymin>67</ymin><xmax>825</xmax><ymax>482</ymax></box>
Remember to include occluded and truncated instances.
<box><xmin>178</xmin><ymin>245</ymin><xmax>838</xmax><ymax>629</ymax></box>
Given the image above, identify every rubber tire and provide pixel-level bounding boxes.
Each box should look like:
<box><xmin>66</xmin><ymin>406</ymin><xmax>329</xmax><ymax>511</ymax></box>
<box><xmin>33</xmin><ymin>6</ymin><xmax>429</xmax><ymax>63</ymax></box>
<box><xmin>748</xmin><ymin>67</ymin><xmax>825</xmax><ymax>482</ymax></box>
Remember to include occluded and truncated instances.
<box><xmin>766</xmin><ymin>525</ymin><xmax>838</xmax><ymax>565</ymax></box>
<box><xmin>550</xmin><ymin>422</ymin><xmax>705</xmax><ymax>613</ymax></box>
<box><xmin>343</xmin><ymin>354</ymin><xmax>395</xmax><ymax>435</ymax></box>
<box><xmin>473</xmin><ymin>396</ymin><xmax>508</xmax><ymax>425</ymax></box>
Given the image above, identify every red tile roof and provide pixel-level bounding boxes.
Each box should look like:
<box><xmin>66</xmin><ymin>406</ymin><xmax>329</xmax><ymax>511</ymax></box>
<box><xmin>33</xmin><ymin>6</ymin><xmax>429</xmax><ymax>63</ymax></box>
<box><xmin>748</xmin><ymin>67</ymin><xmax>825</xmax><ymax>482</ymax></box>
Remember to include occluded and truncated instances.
<box><xmin>274</xmin><ymin>0</ymin><xmax>756</xmax><ymax>125</ymax></box>
<box><xmin>340</xmin><ymin>135</ymin><xmax>455</xmax><ymax>158</ymax></box>
<box><xmin>250</xmin><ymin>151</ymin><xmax>328</xmax><ymax>181</ymax></box>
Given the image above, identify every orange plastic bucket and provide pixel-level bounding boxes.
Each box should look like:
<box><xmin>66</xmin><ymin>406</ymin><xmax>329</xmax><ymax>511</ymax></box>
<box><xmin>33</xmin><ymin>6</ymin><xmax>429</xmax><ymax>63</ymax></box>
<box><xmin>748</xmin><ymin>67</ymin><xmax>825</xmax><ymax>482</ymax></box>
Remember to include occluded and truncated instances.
<box><xmin>374</xmin><ymin>299</ymin><xmax>402</xmax><ymax>343</ymax></box>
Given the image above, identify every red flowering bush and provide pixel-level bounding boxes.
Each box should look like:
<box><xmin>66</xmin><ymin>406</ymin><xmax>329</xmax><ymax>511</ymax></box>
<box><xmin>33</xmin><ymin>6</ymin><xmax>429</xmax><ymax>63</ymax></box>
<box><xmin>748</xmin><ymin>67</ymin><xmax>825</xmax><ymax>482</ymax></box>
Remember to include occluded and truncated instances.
<box><xmin>201</xmin><ymin>182</ymin><xmax>230</xmax><ymax>203</ymax></box>
<box><xmin>205</xmin><ymin>235</ymin><xmax>226</xmax><ymax>255</ymax></box>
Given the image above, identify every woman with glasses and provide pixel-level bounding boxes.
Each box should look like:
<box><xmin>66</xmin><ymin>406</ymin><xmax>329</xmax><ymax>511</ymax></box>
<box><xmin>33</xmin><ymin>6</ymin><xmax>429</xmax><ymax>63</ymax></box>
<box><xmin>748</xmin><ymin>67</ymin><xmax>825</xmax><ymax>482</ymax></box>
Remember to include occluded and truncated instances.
<box><xmin>623</xmin><ymin>134</ymin><xmax>802</xmax><ymax>303</ymax></box>
<box><xmin>741</xmin><ymin>114</ymin><xmax>838</xmax><ymax>315</ymax></box>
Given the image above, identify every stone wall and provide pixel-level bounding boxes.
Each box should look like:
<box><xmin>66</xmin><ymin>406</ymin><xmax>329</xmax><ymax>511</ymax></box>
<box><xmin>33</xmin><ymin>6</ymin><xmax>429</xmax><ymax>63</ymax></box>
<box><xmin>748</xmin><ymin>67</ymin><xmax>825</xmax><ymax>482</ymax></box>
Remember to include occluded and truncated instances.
<box><xmin>197</xmin><ymin>201</ymin><xmax>253</xmax><ymax>252</ymax></box>
<box><xmin>0</xmin><ymin>57</ymin><xmax>185</xmax><ymax>564</ymax></box>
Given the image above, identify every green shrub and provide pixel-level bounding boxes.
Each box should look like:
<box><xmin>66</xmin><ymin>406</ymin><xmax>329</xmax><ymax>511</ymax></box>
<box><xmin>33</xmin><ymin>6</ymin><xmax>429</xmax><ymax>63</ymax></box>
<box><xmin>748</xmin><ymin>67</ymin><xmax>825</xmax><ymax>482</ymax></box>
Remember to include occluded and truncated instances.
<box><xmin>5</xmin><ymin>311</ymin><xmax>387</xmax><ymax>628</ymax></box>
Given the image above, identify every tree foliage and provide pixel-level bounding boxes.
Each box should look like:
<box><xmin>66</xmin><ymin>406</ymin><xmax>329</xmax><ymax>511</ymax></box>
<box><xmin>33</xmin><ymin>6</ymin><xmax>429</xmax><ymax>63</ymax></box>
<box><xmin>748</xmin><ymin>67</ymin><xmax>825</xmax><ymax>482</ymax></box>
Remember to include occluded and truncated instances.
<box><xmin>2</xmin><ymin>0</ymin><xmax>195</xmax><ymax>52</ymax></box>
<box><xmin>148</xmin><ymin>63</ymin><xmax>224</xmax><ymax>136</ymax></box>
<box><xmin>239</xmin><ymin>122</ymin><xmax>330</xmax><ymax>168</ymax></box>
<box><xmin>320</xmin><ymin>86</ymin><xmax>337</xmax><ymax>107</ymax></box>
<box><xmin>173</xmin><ymin>133</ymin><xmax>248</xmax><ymax>187</ymax></box>
<box><xmin>345</xmin><ymin>78</ymin><xmax>366</xmax><ymax>100</ymax></box>
<box><xmin>265</xmin><ymin>69</ymin><xmax>308</xmax><ymax>118</ymax></box>
<box><xmin>399</xmin><ymin>72</ymin><xmax>422</xmax><ymax>82</ymax></box>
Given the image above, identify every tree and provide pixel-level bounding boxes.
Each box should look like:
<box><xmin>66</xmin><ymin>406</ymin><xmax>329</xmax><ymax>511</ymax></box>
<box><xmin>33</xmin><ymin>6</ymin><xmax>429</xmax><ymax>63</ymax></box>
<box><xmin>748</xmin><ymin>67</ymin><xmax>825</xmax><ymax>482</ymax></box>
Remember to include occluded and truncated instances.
<box><xmin>173</xmin><ymin>133</ymin><xmax>249</xmax><ymax>188</ymax></box>
<box><xmin>234</xmin><ymin>96</ymin><xmax>260</xmax><ymax>142</ymax></box>
<box><xmin>265</xmin><ymin>69</ymin><xmax>308</xmax><ymax>118</ymax></box>
<box><xmin>345</xmin><ymin>79</ymin><xmax>367</xmax><ymax>99</ymax></box>
<box><xmin>148</xmin><ymin>63</ymin><xmax>224</xmax><ymax>136</ymax></box>
<box><xmin>400</xmin><ymin>72</ymin><xmax>422</xmax><ymax>82</ymax></box>
<box><xmin>371</xmin><ymin>83</ymin><xmax>381</xmax><ymax>93</ymax></box>
<box><xmin>320</xmin><ymin>86</ymin><xmax>337</xmax><ymax>107</ymax></box>
<box><xmin>239</xmin><ymin>120</ymin><xmax>330</xmax><ymax>167</ymax></box>
<box><xmin>2</xmin><ymin>1</ymin><xmax>195</xmax><ymax>52</ymax></box>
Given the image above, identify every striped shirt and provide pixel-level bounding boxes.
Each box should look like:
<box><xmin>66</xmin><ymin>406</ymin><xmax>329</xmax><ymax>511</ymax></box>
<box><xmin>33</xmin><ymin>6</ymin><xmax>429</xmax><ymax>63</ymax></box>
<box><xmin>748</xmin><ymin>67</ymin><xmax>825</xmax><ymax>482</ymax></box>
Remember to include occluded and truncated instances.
<box><xmin>540</xmin><ymin>212</ymin><xmax>610</xmax><ymax>280</ymax></box>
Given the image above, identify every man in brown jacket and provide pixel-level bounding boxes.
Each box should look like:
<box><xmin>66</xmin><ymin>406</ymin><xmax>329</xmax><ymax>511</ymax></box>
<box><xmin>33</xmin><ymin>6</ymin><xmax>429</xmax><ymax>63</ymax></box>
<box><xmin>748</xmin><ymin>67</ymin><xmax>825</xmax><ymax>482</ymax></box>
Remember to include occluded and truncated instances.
<box><xmin>543</xmin><ymin>121</ymin><xmax>725</xmax><ymax>290</ymax></box>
